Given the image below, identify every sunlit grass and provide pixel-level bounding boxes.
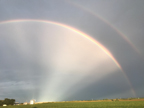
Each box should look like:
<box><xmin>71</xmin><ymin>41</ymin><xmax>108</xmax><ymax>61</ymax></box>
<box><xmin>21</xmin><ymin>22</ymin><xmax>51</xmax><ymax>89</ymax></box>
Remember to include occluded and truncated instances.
<box><xmin>2</xmin><ymin>101</ymin><xmax>144</xmax><ymax>108</ymax></box>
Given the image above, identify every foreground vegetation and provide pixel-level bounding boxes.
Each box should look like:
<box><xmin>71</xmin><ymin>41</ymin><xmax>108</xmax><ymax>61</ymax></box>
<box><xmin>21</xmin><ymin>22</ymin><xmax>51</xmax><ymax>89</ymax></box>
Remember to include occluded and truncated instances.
<box><xmin>0</xmin><ymin>98</ymin><xmax>15</xmax><ymax>106</ymax></box>
<box><xmin>1</xmin><ymin>101</ymin><xmax>144</xmax><ymax>108</ymax></box>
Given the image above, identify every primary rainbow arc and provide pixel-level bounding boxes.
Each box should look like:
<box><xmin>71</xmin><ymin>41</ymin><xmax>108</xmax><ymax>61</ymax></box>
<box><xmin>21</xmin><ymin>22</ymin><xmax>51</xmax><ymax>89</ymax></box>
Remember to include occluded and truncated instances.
<box><xmin>0</xmin><ymin>19</ymin><xmax>136</xmax><ymax>97</ymax></box>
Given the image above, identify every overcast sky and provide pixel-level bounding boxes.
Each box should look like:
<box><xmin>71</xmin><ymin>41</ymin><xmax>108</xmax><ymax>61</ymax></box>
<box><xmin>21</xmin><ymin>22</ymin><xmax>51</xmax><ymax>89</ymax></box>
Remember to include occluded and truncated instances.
<box><xmin>0</xmin><ymin>0</ymin><xmax>144</xmax><ymax>102</ymax></box>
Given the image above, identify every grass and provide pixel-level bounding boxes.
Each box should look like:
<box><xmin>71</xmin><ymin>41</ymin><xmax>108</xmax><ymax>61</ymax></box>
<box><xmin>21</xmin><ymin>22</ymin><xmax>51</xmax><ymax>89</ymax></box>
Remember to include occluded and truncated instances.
<box><xmin>1</xmin><ymin>101</ymin><xmax>144</xmax><ymax>108</ymax></box>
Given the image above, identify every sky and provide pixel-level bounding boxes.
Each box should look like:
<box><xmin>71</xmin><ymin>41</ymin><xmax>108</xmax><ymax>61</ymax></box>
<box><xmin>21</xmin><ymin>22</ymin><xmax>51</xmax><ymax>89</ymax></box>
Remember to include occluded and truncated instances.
<box><xmin>0</xmin><ymin>0</ymin><xmax>144</xmax><ymax>102</ymax></box>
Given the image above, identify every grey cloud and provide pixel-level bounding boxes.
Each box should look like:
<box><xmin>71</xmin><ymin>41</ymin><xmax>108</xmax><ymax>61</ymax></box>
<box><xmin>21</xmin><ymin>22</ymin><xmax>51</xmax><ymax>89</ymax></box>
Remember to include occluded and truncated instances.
<box><xmin>0</xmin><ymin>0</ymin><xmax>144</xmax><ymax>102</ymax></box>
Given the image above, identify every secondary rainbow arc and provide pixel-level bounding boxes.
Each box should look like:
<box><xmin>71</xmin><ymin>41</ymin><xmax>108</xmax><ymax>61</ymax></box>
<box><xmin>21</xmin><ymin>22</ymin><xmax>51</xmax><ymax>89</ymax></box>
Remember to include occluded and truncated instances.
<box><xmin>66</xmin><ymin>1</ymin><xmax>140</xmax><ymax>54</ymax></box>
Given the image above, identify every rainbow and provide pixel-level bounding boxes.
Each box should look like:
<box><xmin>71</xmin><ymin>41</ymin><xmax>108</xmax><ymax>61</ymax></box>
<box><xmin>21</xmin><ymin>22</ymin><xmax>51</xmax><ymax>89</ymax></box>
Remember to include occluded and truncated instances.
<box><xmin>0</xmin><ymin>19</ymin><xmax>136</xmax><ymax>97</ymax></box>
<box><xmin>0</xmin><ymin>19</ymin><xmax>121</xmax><ymax>68</ymax></box>
<box><xmin>66</xmin><ymin>0</ymin><xmax>140</xmax><ymax>54</ymax></box>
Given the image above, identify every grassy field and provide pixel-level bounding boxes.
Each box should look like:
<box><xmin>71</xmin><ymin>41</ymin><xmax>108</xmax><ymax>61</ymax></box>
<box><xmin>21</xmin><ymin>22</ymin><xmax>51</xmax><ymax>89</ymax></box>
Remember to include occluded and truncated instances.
<box><xmin>1</xmin><ymin>101</ymin><xmax>144</xmax><ymax>108</ymax></box>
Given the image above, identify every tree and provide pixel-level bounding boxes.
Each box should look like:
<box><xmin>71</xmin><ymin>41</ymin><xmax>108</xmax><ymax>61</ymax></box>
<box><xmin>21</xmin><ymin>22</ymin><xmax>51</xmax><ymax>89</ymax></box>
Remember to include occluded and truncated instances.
<box><xmin>0</xmin><ymin>100</ymin><xmax>3</xmax><ymax>106</ymax></box>
<box><xmin>2</xmin><ymin>98</ymin><xmax>15</xmax><ymax>105</ymax></box>
<box><xmin>10</xmin><ymin>99</ymin><xmax>15</xmax><ymax>105</ymax></box>
<box><xmin>3</xmin><ymin>98</ymin><xmax>10</xmax><ymax>105</ymax></box>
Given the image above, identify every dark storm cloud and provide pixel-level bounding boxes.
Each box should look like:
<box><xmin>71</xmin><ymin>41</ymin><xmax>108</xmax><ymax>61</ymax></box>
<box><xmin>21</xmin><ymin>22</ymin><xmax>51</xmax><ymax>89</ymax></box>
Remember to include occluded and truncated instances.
<box><xmin>62</xmin><ymin>70</ymin><xmax>133</xmax><ymax>101</ymax></box>
<box><xmin>0</xmin><ymin>0</ymin><xmax>144</xmax><ymax>102</ymax></box>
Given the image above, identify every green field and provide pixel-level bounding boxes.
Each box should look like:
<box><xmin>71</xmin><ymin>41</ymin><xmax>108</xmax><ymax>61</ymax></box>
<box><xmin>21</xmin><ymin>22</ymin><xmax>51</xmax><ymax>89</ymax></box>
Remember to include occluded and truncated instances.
<box><xmin>1</xmin><ymin>101</ymin><xmax>144</xmax><ymax>108</ymax></box>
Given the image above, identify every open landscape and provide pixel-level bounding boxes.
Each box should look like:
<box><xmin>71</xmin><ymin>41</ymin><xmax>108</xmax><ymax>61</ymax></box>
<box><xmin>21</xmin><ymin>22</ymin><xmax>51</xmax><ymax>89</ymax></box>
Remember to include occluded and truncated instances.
<box><xmin>0</xmin><ymin>1</ymin><xmax>144</xmax><ymax>108</ymax></box>
<box><xmin>1</xmin><ymin>98</ymin><xmax>144</xmax><ymax>108</ymax></box>
<box><xmin>1</xmin><ymin>101</ymin><xmax>144</xmax><ymax>108</ymax></box>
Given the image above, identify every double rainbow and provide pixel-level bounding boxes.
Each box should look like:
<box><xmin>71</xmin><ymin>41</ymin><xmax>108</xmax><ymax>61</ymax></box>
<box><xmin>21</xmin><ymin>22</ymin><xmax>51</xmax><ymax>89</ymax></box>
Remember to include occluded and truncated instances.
<box><xmin>0</xmin><ymin>19</ymin><xmax>136</xmax><ymax>97</ymax></box>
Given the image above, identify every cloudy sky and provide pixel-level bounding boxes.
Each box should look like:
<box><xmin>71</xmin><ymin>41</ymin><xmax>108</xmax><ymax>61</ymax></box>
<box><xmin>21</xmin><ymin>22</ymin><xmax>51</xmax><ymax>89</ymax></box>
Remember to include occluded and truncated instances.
<box><xmin>0</xmin><ymin>0</ymin><xmax>144</xmax><ymax>102</ymax></box>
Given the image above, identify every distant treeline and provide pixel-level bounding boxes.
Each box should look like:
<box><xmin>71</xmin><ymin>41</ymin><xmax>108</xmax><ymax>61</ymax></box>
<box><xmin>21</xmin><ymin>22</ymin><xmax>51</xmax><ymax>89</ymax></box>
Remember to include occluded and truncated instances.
<box><xmin>63</xmin><ymin>97</ymin><xmax>144</xmax><ymax>102</ymax></box>
<box><xmin>0</xmin><ymin>98</ymin><xmax>15</xmax><ymax>106</ymax></box>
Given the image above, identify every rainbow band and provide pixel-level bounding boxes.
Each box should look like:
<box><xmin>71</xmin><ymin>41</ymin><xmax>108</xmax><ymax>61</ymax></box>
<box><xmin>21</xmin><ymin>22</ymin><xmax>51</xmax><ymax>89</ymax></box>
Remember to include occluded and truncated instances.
<box><xmin>0</xmin><ymin>19</ymin><xmax>136</xmax><ymax>97</ymax></box>
<box><xmin>67</xmin><ymin>1</ymin><xmax>140</xmax><ymax>54</ymax></box>
<box><xmin>64</xmin><ymin>2</ymin><xmax>138</xmax><ymax>97</ymax></box>
<box><xmin>0</xmin><ymin>19</ymin><xmax>121</xmax><ymax>68</ymax></box>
